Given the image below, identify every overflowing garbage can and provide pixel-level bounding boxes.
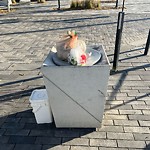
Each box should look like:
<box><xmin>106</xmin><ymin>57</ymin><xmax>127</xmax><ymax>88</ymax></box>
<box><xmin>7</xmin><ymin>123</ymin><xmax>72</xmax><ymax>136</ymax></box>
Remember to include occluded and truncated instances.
<box><xmin>41</xmin><ymin>45</ymin><xmax>110</xmax><ymax>128</ymax></box>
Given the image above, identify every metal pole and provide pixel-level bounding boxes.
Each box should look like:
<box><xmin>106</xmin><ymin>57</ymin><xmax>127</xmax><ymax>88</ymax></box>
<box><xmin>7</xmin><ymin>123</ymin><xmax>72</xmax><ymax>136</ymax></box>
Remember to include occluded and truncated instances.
<box><xmin>58</xmin><ymin>0</ymin><xmax>60</xmax><ymax>10</ymax></box>
<box><xmin>144</xmin><ymin>29</ymin><xmax>150</xmax><ymax>55</ymax></box>
<box><xmin>122</xmin><ymin>0</ymin><xmax>125</xmax><ymax>12</ymax></box>
<box><xmin>115</xmin><ymin>0</ymin><xmax>119</xmax><ymax>8</ymax></box>
<box><xmin>112</xmin><ymin>12</ymin><xmax>125</xmax><ymax>71</ymax></box>
<box><xmin>7</xmin><ymin>0</ymin><xmax>10</xmax><ymax>12</ymax></box>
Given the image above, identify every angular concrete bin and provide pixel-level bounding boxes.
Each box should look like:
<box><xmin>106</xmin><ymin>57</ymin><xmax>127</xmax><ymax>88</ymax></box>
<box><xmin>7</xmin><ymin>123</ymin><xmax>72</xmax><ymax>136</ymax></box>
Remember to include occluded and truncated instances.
<box><xmin>41</xmin><ymin>45</ymin><xmax>110</xmax><ymax>128</ymax></box>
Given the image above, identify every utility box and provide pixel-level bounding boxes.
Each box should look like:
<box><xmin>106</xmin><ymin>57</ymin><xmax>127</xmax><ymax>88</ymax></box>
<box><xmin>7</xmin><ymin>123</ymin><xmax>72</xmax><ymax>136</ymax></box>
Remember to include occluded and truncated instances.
<box><xmin>41</xmin><ymin>45</ymin><xmax>110</xmax><ymax>128</ymax></box>
<box><xmin>29</xmin><ymin>89</ymin><xmax>53</xmax><ymax>124</ymax></box>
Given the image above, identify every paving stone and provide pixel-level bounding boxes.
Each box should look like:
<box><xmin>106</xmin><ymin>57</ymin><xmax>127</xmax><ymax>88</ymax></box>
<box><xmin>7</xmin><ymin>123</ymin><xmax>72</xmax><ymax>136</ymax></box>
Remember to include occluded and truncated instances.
<box><xmin>5</xmin><ymin>129</ymin><xmax>30</xmax><ymax>136</ymax></box>
<box><xmin>20</xmin><ymin>118</ymin><xmax>36</xmax><ymax>123</ymax></box>
<box><xmin>42</xmin><ymin>145</ymin><xmax>70</xmax><ymax>150</ymax></box>
<box><xmin>117</xmin><ymin>140</ymin><xmax>146</xmax><ymax>148</ymax></box>
<box><xmin>128</xmin><ymin>114</ymin><xmax>150</xmax><ymax>121</ymax></box>
<box><xmin>29</xmin><ymin>129</ymin><xmax>54</xmax><ymax>137</ymax></box>
<box><xmin>98</xmin><ymin>126</ymin><xmax>123</xmax><ymax>132</ymax></box>
<box><xmin>71</xmin><ymin>146</ymin><xmax>98</xmax><ymax>150</ymax></box>
<box><xmin>114</xmin><ymin>120</ymin><xmax>139</xmax><ymax>126</ymax></box>
<box><xmin>134</xmin><ymin>133</ymin><xmax>150</xmax><ymax>141</ymax></box>
<box><xmin>0</xmin><ymin>136</ymin><xmax>10</xmax><ymax>143</ymax></box>
<box><xmin>16</xmin><ymin>112</ymin><xmax>34</xmax><ymax>118</ymax></box>
<box><xmin>132</xmin><ymin>87</ymin><xmax>150</xmax><ymax>90</ymax></box>
<box><xmin>107</xmin><ymin>132</ymin><xmax>134</xmax><ymax>140</ymax></box>
<box><xmin>132</xmin><ymin>104</ymin><xmax>150</xmax><ymax>110</ymax></box>
<box><xmin>128</xmin><ymin>147</ymin><xmax>145</xmax><ymax>150</ymax></box>
<box><xmin>54</xmin><ymin>130</ymin><xmax>79</xmax><ymax>138</ymax></box>
<box><xmin>35</xmin><ymin>137</ymin><xmax>61</xmax><ymax>145</ymax></box>
<box><xmin>81</xmin><ymin>131</ymin><xmax>106</xmax><ymax>139</ymax></box>
<box><xmin>101</xmin><ymin>120</ymin><xmax>114</xmax><ymax>126</ymax></box>
<box><xmin>1</xmin><ymin>123</ymin><xmax>25</xmax><ymax>129</ymax></box>
<box><xmin>139</xmin><ymin>121</ymin><xmax>150</xmax><ymax>127</ymax></box>
<box><xmin>114</xmin><ymin>97</ymin><xmax>135</xmax><ymax>101</ymax></box>
<box><xmin>124</xmin><ymin>126</ymin><xmax>150</xmax><ymax>133</ymax></box>
<box><xmin>62</xmin><ymin>138</ymin><xmax>89</xmax><ymax>146</ymax></box>
<box><xmin>142</xmin><ymin>110</ymin><xmax>150</xmax><ymax>115</ymax></box>
<box><xmin>122</xmin><ymin>81</ymin><xmax>150</xmax><ymax>86</ymax></box>
<box><xmin>98</xmin><ymin>148</ymin><xmax>128</xmax><ymax>150</ymax></box>
<box><xmin>104</xmin><ymin>115</ymin><xmax>127</xmax><ymax>120</ymax></box>
<box><xmin>90</xmin><ymin>139</ymin><xmax>117</xmax><ymax>147</ymax></box>
<box><xmin>0</xmin><ymin>129</ymin><xmax>6</xmax><ymax>136</ymax></box>
<box><xmin>140</xmin><ymin>75</ymin><xmax>150</xmax><ymax>81</ymax></box>
<box><xmin>110</xmin><ymin>104</ymin><xmax>133</xmax><ymax>110</ymax></box>
<box><xmin>106</xmin><ymin>101</ymin><xmax>124</xmax><ymax>105</ymax></box>
<box><xmin>126</xmin><ymin>101</ymin><xmax>146</xmax><ymax>105</ymax></box>
<box><xmin>0</xmin><ymin>144</ymin><xmax>15</xmax><ymax>150</ymax></box>
<box><xmin>4</xmin><ymin>117</ymin><xmax>21</xmax><ymax>123</ymax></box>
<box><xmin>8</xmin><ymin>64</ymin><xmax>40</xmax><ymax>71</ymax></box>
<box><xmin>120</xmin><ymin>89</ymin><xmax>139</xmax><ymax>93</ymax></box>
<box><xmin>119</xmin><ymin>110</ymin><xmax>142</xmax><ymax>115</ymax></box>
<box><xmin>8</xmin><ymin>136</ymin><xmax>36</xmax><ymax>144</ymax></box>
<box><xmin>104</xmin><ymin>110</ymin><xmax>119</xmax><ymax>114</ymax></box>
<box><xmin>14</xmin><ymin>144</ymin><xmax>42</xmax><ymax>150</ymax></box>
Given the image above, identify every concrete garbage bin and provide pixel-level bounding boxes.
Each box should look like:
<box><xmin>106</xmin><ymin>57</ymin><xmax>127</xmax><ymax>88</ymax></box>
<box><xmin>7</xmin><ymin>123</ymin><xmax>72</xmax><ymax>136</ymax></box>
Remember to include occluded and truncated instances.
<box><xmin>29</xmin><ymin>89</ymin><xmax>53</xmax><ymax>124</ymax></box>
<box><xmin>41</xmin><ymin>45</ymin><xmax>110</xmax><ymax>128</ymax></box>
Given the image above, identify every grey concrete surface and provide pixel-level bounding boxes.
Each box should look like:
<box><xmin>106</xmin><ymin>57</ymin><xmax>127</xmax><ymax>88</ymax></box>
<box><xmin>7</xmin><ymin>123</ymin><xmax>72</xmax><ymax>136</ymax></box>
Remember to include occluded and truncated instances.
<box><xmin>0</xmin><ymin>0</ymin><xmax>150</xmax><ymax>150</ymax></box>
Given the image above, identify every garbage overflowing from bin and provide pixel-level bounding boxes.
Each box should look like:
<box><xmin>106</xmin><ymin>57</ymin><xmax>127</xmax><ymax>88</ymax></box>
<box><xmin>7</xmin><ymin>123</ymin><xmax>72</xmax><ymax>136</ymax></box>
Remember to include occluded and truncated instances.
<box><xmin>30</xmin><ymin>30</ymin><xmax>110</xmax><ymax>128</ymax></box>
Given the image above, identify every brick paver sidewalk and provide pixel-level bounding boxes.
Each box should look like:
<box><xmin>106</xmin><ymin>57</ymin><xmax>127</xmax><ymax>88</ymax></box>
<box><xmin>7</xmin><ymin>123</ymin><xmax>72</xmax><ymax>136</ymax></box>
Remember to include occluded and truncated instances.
<box><xmin>0</xmin><ymin>1</ymin><xmax>150</xmax><ymax>150</ymax></box>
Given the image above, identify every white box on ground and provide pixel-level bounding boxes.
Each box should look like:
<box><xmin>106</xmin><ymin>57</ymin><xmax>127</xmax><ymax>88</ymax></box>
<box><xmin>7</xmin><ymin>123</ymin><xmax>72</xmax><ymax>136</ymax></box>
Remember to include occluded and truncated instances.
<box><xmin>29</xmin><ymin>89</ymin><xmax>53</xmax><ymax>124</ymax></box>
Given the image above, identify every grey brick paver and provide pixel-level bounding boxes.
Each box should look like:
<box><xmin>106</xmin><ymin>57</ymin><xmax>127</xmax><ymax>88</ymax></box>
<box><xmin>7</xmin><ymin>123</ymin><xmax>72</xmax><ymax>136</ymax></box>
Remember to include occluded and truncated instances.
<box><xmin>29</xmin><ymin>129</ymin><xmax>54</xmax><ymax>137</ymax></box>
<box><xmin>128</xmin><ymin>114</ymin><xmax>150</xmax><ymax>121</ymax></box>
<box><xmin>80</xmin><ymin>131</ymin><xmax>106</xmax><ymax>139</ymax></box>
<box><xmin>132</xmin><ymin>104</ymin><xmax>150</xmax><ymax>110</ymax></box>
<box><xmin>13</xmin><ymin>144</ymin><xmax>42</xmax><ymax>150</ymax></box>
<box><xmin>0</xmin><ymin>136</ymin><xmax>10</xmax><ymax>144</ymax></box>
<box><xmin>134</xmin><ymin>133</ymin><xmax>150</xmax><ymax>141</ymax></box>
<box><xmin>8</xmin><ymin>136</ymin><xmax>36</xmax><ymax>144</ymax></box>
<box><xmin>119</xmin><ymin>110</ymin><xmax>142</xmax><ymax>115</ymax></box>
<box><xmin>0</xmin><ymin>1</ymin><xmax>150</xmax><ymax>150</ymax></box>
<box><xmin>114</xmin><ymin>120</ymin><xmax>139</xmax><ymax>126</ymax></box>
<box><xmin>5</xmin><ymin>129</ymin><xmax>30</xmax><ymax>136</ymax></box>
<box><xmin>104</xmin><ymin>115</ymin><xmax>127</xmax><ymax>120</ymax></box>
<box><xmin>98</xmin><ymin>148</ymin><xmax>128</xmax><ymax>150</ymax></box>
<box><xmin>107</xmin><ymin>132</ymin><xmax>134</xmax><ymax>140</ymax></box>
<box><xmin>90</xmin><ymin>139</ymin><xmax>117</xmax><ymax>147</ymax></box>
<box><xmin>142</xmin><ymin>110</ymin><xmax>150</xmax><ymax>115</ymax></box>
<box><xmin>42</xmin><ymin>145</ymin><xmax>70</xmax><ymax>150</ymax></box>
<box><xmin>98</xmin><ymin>126</ymin><xmax>124</xmax><ymax>132</ymax></box>
<box><xmin>0</xmin><ymin>144</ymin><xmax>15</xmax><ymax>150</ymax></box>
<box><xmin>62</xmin><ymin>138</ymin><xmax>89</xmax><ymax>146</ymax></box>
<box><xmin>35</xmin><ymin>137</ymin><xmax>61</xmax><ymax>145</ymax></box>
<box><xmin>117</xmin><ymin>140</ymin><xmax>146</xmax><ymax>148</ymax></box>
<box><xmin>124</xmin><ymin>126</ymin><xmax>150</xmax><ymax>133</ymax></box>
<box><xmin>54</xmin><ymin>130</ymin><xmax>79</xmax><ymax>138</ymax></box>
<box><xmin>71</xmin><ymin>146</ymin><xmax>98</xmax><ymax>150</ymax></box>
<box><xmin>139</xmin><ymin>121</ymin><xmax>150</xmax><ymax>127</ymax></box>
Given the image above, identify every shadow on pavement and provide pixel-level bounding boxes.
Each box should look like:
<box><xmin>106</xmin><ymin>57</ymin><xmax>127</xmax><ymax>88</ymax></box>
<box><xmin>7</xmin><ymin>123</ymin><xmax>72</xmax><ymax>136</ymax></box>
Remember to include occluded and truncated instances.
<box><xmin>107</xmin><ymin>47</ymin><xmax>144</xmax><ymax>57</ymax></box>
<box><xmin>0</xmin><ymin>109</ymin><xmax>96</xmax><ymax>149</ymax></box>
<box><xmin>0</xmin><ymin>15</ymin><xmax>149</xmax><ymax>36</ymax></box>
<box><xmin>0</xmin><ymin>76</ymin><xmax>43</xmax><ymax>102</ymax></box>
<box><xmin>144</xmin><ymin>143</ymin><xmax>150</xmax><ymax>150</ymax></box>
<box><xmin>107</xmin><ymin>63</ymin><xmax>150</xmax><ymax>111</ymax></box>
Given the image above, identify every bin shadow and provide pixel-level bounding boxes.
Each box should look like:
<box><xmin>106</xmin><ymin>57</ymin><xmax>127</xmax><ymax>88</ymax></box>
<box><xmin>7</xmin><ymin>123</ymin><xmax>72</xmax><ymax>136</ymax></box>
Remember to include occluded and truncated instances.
<box><xmin>0</xmin><ymin>109</ymin><xmax>96</xmax><ymax>149</ymax></box>
<box><xmin>144</xmin><ymin>144</ymin><xmax>150</xmax><ymax>150</ymax></box>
